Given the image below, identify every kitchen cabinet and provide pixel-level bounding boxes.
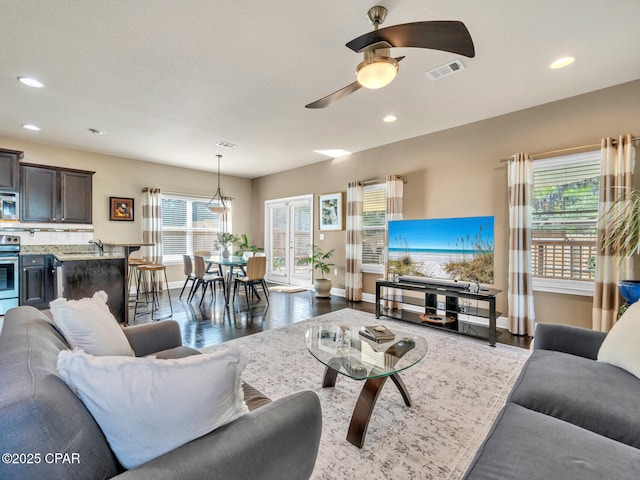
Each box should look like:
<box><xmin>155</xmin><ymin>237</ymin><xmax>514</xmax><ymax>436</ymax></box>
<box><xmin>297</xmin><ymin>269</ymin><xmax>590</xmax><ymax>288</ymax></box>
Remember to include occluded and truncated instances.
<box><xmin>20</xmin><ymin>163</ymin><xmax>94</xmax><ymax>223</ymax></box>
<box><xmin>0</xmin><ymin>148</ymin><xmax>23</xmax><ymax>191</ymax></box>
<box><xmin>20</xmin><ymin>254</ymin><xmax>55</xmax><ymax>309</ymax></box>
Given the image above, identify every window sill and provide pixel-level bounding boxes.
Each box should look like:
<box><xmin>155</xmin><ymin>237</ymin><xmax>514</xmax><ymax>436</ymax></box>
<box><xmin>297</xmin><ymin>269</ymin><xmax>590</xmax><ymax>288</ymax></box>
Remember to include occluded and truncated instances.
<box><xmin>362</xmin><ymin>265</ymin><xmax>384</xmax><ymax>275</ymax></box>
<box><xmin>533</xmin><ymin>277</ymin><xmax>594</xmax><ymax>297</ymax></box>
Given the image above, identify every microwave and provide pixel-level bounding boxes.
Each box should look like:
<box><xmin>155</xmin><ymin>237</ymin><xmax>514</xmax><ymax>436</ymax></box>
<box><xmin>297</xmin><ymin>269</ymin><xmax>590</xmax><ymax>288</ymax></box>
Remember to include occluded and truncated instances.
<box><xmin>0</xmin><ymin>192</ymin><xmax>19</xmax><ymax>221</ymax></box>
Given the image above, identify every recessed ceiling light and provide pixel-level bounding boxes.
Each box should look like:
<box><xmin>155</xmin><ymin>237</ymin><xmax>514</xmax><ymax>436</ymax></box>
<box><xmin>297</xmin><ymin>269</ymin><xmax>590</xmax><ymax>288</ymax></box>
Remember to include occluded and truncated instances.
<box><xmin>88</xmin><ymin>128</ymin><xmax>105</xmax><ymax>135</ymax></box>
<box><xmin>550</xmin><ymin>57</ymin><xmax>575</xmax><ymax>69</ymax></box>
<box><xmin>314</xmin><ymin>149</ymin><xmax>351</xmax><ymax>158</ymax></box>
<box><xmin>22</xmin><ymin>124</ymin><xmax>40</xmax><ymax>131</ymax></box>
<box><xmin>18</xmin><ymin>76</ymin><xmax>44</xmax><ymax>88</ymax></box>
<box><xmin>383</xmin><ymin>115</ymin><xmax>398</xmax><ymax>123</ymax></box>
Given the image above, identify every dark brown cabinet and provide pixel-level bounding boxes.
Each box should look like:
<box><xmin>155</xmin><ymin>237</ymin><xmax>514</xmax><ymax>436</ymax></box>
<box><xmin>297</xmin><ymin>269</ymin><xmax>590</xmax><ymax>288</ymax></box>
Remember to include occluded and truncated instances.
<box><xmin>20</xmin><ymin>255</ymin><xmax>55</xmax><ymax>309</ymax></box>
<box><xmin>0</xmin><ymin>148</ymin><xmax>23</xmax><ymax>191</ymax></box>
<box><xmin>21</xmin><ymin>164</ymin><xmax>94</xmax><ymax>223</ymax></box>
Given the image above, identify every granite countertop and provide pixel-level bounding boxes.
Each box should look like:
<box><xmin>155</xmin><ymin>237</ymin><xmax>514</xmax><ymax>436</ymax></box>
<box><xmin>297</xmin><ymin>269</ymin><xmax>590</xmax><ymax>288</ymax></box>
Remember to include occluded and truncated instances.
<box><xmin>53</xmin><ymin>253</ymin><xmax>125</xmax><ymax>261</ymax></box>
<box><xmin>102</xmin><ymin>242</ymin><xmax>154</xmax><ymax>246</ymax></box>
<box><xmin>21</xmin><ymin>244</ymin><xmax>125</xmax><ymax>261</ymax></box>
<box><xmin>21</xmin><ymin>242</ymin><xmax>151</xmax><ymax>260</ymax></box>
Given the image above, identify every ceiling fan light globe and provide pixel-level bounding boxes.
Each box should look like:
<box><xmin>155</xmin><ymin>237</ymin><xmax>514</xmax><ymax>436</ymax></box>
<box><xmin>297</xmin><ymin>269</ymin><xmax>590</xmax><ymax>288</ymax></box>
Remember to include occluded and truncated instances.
<box><xmin>356</xmin><ymin>56</ymin><xmax>398</xmax><ymax>89</ymax></box>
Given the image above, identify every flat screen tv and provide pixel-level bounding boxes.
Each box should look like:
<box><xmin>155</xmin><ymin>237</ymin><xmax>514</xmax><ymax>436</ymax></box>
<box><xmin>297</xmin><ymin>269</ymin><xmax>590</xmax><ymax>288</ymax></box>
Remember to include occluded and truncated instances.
<box><xmin>388</xmin><ymin>216</ymin><xmax>494</xmax><ymax>285</ymax></box>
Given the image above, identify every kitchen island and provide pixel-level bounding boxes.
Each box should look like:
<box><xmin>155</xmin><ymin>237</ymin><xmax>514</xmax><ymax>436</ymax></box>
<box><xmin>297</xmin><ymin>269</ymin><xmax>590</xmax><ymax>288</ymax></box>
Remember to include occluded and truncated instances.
<box><xmin>54</xmin><ymin>253</ymin><xmax>126</xmax><ymax>323</ymax></box>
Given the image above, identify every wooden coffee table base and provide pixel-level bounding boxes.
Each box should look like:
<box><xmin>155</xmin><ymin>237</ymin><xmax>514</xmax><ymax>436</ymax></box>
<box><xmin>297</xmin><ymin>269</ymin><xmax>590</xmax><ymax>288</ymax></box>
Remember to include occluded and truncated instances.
<box><xmin>322</xmin><ymin>366</ymin><xmax>412</xmax><ymax>448</ymax></box>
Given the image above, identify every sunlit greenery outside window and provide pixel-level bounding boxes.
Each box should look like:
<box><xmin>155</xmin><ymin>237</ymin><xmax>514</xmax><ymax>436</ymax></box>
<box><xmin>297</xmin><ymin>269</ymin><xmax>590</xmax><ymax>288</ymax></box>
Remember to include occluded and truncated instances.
<box><xmin>362</xmin><ymin>184</ymin><xmax>386</xmax><ymax>273</ymax></box>
<box><xmin>161</xmin><ymin>194</ymin><xmax>227</xmax><ymax>263</ymax></box>
<box><xmin>531</xmin><ymin>151</ymin><xmax>600</xmax><ymax>291</ymax></box>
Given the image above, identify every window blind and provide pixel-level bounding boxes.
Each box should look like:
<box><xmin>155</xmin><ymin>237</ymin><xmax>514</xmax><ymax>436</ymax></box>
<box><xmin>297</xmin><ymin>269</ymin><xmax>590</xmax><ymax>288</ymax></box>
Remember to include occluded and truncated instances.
<box><xmin>531</xmin><ymin>153</ymin><xmax>600</xmax><ymax>280</ymax></box>
<box><xmin>270</xmin><ymin>205</ymin><xmax>287</xmax><ymax>272</ymax></box>
<box><xmin>161</xmin><ymin>195</ymin><xmax>223</xmax><ymax>261</ymax></box>
<box><xmin>362</xmin><ymin>185</ymin><xmax>386</xmax><ymax>266</ymax></box>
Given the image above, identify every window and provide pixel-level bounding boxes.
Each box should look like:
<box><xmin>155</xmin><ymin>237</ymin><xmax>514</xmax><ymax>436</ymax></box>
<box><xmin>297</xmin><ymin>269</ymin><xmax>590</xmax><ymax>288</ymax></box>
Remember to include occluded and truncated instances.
<box><xmin>531</xmin><ymin>151</ymin><xmax>600</xmax><ymax>295</ymax></box>
<box><xmin>362</xmin><ymin>184</ymin><xmax>386</xmax><ymax>273</ymax></box>
<box><xmin>161</xmin><ymin>193</ymin><xmax>228</xmax><ymax>264</ymax></box>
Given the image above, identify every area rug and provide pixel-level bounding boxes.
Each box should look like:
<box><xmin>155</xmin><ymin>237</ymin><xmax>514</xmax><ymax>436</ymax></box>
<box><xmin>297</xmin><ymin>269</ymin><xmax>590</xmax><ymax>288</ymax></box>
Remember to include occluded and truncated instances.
<box><xmin>201</xmin><ymin>309</ymin><xmax>530</xmax><ymax>479</ymax></box>
<box><xmin>269</xmin><ymin>285</ymin><xmax>309</xmax><ymax>293</ymax></box>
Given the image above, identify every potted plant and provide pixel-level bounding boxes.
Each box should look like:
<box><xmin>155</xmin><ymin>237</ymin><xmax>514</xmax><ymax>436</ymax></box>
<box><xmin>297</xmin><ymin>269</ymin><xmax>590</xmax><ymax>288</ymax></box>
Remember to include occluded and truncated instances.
<box><xmin>298</xmin><ymin>244</ymin><xmax>335</xmax><ymax>297</ymax></box>
<box><xmin>234</xmin><ymin>233</ymin><xmax>264</xmax><ymax>256</ymax></box>
<box><xmin>215</xmin><ymin>232</ymin><xmax>239</xmax><ymax>259</ymax></box>
<box><xmin>602</xmin><ymin>190</ymin><xmax>640</xmax><ymax>304</ymax></box>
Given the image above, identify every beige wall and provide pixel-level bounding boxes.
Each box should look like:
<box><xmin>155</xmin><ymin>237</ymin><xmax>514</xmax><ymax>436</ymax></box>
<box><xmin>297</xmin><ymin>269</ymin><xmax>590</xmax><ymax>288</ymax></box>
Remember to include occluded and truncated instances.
<box><xmin>253</xmin><ymin>79</ymin><xmax>640</xmax><ymax>329</ymax></box>
<box><xmin>3</xmin><ymin>80</ymin><xmax>639</xmax><ymax>327</ymax></box>
<box><xmin>0</xmin><ymin>136</ymin><xmax>254</xmax><ymax>283</ymax></box>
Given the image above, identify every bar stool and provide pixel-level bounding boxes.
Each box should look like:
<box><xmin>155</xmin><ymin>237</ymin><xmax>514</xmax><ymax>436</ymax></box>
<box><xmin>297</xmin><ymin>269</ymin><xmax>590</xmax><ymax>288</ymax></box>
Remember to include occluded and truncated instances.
<box><xmin>128</xmin><ymin>258</ymin><xmax>151</xmax><ymax>303</ymax></box>
<box><xmin>135</xmin><ymin>263</ymin><xmax>173</xmax><ymax>321</ymax></box>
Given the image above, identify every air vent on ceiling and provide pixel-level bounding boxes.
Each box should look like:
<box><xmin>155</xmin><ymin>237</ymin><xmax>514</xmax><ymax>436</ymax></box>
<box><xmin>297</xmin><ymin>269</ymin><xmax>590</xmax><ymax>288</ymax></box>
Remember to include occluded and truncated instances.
<box><xmin>425</xmin><ymin>59</ymin><xmax>465</xmax><ymax>81</ymax></box>
<box><xmin>216</xmin><ymin>141</ymin><xmax>237</xmax><ymax>149</ymax></box>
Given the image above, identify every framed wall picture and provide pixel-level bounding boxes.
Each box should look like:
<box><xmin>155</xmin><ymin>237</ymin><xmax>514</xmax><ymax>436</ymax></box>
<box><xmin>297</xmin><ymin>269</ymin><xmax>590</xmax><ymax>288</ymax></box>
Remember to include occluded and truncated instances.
<box><xmin>319</xmin><ymin>192</ymin><xmax>344</xmax><ymax>231</ymax></box>
<box><xmin>109</xmin><ymin>197</ymin><xmax>134</xmax><ymax>221</ymax></box>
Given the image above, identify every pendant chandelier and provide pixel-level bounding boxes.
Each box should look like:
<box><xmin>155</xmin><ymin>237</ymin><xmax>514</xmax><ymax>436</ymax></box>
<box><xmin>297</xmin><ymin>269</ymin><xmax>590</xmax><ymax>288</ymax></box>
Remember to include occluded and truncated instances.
<box><xmin>206</xmin><ymin>154</ymin><xmax>230</xmax><ymax>214</ymax></box>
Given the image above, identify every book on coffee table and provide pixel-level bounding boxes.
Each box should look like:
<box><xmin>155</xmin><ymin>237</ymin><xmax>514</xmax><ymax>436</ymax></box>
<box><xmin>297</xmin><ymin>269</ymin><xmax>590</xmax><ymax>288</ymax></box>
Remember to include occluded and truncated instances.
<box><xmin>359</xmin><ymin>325</ymin><xmax>395</xmax><ymax>343</ymax></box>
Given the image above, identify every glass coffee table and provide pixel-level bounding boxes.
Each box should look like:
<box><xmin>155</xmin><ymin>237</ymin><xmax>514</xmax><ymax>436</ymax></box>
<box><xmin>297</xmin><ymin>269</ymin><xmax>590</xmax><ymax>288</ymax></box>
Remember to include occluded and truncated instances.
<box><xmin>305</xmin><ymin>324</ymin><xmax>428</xmax><ymax>448</ymax></box>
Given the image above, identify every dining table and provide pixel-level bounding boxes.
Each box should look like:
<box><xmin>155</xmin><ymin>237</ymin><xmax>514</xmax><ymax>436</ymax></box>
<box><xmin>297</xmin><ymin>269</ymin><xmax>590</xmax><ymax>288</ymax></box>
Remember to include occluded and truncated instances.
<box><xmin>203</xmin><ymin>255</ymin><xmax>251</xmax><ymax>306</ymax></box>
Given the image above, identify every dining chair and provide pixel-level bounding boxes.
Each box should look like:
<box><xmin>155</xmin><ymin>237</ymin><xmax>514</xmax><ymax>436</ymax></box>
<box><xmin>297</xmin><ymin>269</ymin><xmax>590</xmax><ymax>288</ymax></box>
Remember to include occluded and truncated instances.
<box><xmin>179</xmin><ymin>255</ymin><xmax>197</xmax><ymax>299</ymax></box>
<box><xmin>190</xmin><ymin>255</ymin><xmax>226</xmax><ymax>306</ymax></box>
<box><xmin>231</xmin><ymin>251</ymin><xmax>255</xmax><ymax>279</ymax></box>
<box><xmin>194</xmin><ymin>250</ymin><xmax>217</xmax><ymax>273</ymax></box>
<box><xmin>233</xmin><ymin>256</ymin><xmax>269</xmax><ymax>309</ymax></box>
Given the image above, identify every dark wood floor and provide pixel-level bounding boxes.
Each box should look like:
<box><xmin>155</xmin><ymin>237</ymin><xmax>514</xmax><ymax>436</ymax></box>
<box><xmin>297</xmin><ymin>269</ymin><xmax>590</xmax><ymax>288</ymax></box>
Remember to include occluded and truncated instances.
<box><xmin>129</xmin><ymin>285</ymin><xmax>531</xmax><ymax>350</ymax></box>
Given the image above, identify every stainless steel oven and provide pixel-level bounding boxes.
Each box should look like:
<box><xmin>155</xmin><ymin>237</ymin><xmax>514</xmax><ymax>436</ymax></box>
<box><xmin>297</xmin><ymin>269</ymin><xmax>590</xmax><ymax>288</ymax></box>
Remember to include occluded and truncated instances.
<box><xmin>0</xmin><ymin>234</ymin><xmax>20</xmax><ymax>315</ymax></box>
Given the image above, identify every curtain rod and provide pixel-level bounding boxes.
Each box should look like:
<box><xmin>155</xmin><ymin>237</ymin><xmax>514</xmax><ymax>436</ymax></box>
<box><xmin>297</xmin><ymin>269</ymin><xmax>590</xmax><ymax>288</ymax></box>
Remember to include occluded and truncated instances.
<box><xmin>145</xmin><ymin>189</ymin><xmax>234</xmax><ymax>200</ymax></box>
<box><xmin>347</xmin><ymin>175</ymin><xmax>407</xmax><ymax>187</ymax></box>
<box><xmin>498</xmin><ymin>136</ymin><xmax>639</xmax><ymax>163</ymax></box>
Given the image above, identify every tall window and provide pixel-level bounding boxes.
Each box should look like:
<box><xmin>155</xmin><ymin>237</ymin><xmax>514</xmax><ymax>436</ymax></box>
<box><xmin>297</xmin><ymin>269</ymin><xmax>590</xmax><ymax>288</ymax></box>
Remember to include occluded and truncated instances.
<box><xmin>362</xmin><ymin>184</ymin><xmax>386</xmax><ymax>273</ymax></box>
<box><xmin>531</xmin><ymin>151</ymin><xmax>600</xmax><ymax>293</ymax></box>
<box><xmin>161</xmin><ymin>193</ymin><xmax>227</xmax><ymax>263</ymax></box>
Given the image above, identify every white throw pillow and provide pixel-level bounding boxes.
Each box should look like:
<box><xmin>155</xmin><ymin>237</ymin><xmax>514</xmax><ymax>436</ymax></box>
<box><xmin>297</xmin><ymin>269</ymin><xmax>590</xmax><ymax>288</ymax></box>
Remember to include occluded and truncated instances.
<box><xmin>57</xmin><ymin>347</ymin><xmax>249</xmax><ymax>469</ymax></box>
<box><xmin>597</xmin><ymin>300</ymin><xmax>640</xmax><ymax>379</ymax></box>
<box><xmin>50</xmin><ymin>291</ymin><xmax>134</xmax><ymax>356</ymax></box>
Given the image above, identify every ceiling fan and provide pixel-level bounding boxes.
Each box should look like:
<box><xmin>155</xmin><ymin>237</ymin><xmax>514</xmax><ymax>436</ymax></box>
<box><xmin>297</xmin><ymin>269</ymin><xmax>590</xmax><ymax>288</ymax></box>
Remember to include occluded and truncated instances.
<box><xmin>305</xmin><ymin>6</ymin><xmax>475</xmax><ymax>109</ymax></box>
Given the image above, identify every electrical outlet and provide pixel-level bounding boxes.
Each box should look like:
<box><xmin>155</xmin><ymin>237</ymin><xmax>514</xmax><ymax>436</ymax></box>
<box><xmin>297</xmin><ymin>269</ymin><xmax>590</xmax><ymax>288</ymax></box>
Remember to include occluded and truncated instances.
<box><xmin>437</xmin><ymin>301</ymin><xmax>445</xmax><ymax>310</ymax></box>
<box><xmin>334</xmin><ymin>268</ymin><xmax>338</xmax><ymax>276</ymax></box>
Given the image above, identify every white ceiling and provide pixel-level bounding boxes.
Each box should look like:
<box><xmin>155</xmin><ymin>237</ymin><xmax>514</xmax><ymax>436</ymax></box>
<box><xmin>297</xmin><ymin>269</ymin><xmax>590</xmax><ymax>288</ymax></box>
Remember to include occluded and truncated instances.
<box><xmin>1</xmin><ymin>1</ymin><xmax>640</xmax><ymax>178</ymax></box>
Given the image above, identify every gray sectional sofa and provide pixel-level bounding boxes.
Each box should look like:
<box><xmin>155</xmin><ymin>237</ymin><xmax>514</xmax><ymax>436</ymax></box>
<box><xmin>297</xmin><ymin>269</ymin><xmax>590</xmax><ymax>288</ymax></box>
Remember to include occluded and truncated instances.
<box><xmin>463</xmin><ymin>323</ymin><xmax>640</xmax><ymax>479</ymax></box>
<box><xmin>0</xmin><ymin>306</ymin><xmax>322</xmax><ymax>480</ymax></box>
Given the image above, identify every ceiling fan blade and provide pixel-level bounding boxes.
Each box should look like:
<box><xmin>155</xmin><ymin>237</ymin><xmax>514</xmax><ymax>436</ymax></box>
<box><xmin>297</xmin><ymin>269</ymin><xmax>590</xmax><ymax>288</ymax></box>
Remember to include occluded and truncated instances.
<box><xmin>305</xmin><ymin>56</ymin><xmax>405</xmax><ymax>109</ymax></box>
<box><xmin>305</xmin><ymin>81</ymin><xmax>362</xmax><ymax>109</ymax></box>
<box><xmin>346</xmin><ymin>21</ymin><xmax>475</xmax><ymax>58</ymax></box>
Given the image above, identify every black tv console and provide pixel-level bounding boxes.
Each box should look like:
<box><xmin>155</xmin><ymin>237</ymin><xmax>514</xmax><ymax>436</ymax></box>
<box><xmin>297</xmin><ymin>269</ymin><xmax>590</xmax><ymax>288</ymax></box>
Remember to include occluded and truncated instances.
<box><xmin>375</xmin><ymin>278</ymin><xmax>501</xmax><ymax>346</ymax></box>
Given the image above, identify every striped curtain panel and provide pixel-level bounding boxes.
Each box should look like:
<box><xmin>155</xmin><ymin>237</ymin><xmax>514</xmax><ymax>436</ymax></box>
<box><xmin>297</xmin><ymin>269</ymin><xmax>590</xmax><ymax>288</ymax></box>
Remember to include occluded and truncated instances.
<box><xmin>141</xmin><ymin>187</ymin><xmax>163</xmax><ymax>265</ymax></box>
<box><xmin>345</xmin><ymin>182</ymin><xmax>363</xmax><ymax>301</ymax></box>
<box><xmin>507</xmin><ymin>154</ymin><xmax>536</xmax><ymax>336</ymax></box>
<box><xmin>384</xmin><ymin>174</ymin><xmax>404</xmax><ymax>309</ymax></box>
<box><xmin>593</xmin><ymin>134</ymin><xmax>636</xmax><ymax>332</ymax></box>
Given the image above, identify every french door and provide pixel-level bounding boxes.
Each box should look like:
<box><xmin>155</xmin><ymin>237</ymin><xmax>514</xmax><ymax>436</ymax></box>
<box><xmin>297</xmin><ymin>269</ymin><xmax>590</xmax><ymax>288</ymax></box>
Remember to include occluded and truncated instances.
<box><xmin>264</xmin><ymin>194</ymin><xmax>313</xmax><ymax>287</ymax></box>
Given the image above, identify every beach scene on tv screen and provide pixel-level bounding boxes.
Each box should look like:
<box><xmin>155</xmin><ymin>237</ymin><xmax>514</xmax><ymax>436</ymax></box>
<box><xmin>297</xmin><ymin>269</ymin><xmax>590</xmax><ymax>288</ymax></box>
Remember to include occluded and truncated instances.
<box><xmin>388</xmin><ymin>216</ymin><xmax>495</xmax><ymax>284</ymax></box>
